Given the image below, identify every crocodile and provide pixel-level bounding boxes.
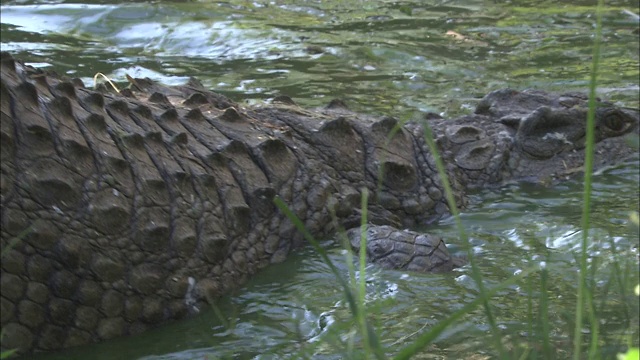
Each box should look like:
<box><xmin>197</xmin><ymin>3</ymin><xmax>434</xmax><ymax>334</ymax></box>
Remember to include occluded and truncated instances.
<box><xmin>0</xmin><ymin>51</ymin><xmax>638</xmax><ymax>354</ymax></box>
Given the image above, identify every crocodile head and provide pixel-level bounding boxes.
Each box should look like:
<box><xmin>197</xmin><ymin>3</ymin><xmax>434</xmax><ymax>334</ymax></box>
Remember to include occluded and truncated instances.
<box><xmin>432</xmin><ymin>89</ymin><xmax>639</xmax><ymax>187</ymax></box>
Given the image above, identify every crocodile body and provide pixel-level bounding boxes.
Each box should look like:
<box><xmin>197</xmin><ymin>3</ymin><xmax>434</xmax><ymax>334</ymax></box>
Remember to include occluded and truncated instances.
<box><xmin>0</xmin><ymin>52</ymin><xmax>638</xmax><ymax>354</ymax></box>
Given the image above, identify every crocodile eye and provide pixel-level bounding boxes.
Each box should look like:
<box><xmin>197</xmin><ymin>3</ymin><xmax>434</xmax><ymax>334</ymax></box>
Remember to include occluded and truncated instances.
<box><xmin>605</xmin><ymin>114</ymin><xmax>625</xmax><ymax>131</ymax></box>
<box><xmin>601</xmin><ymin>110</ymin><xmax>631</xmax><ymax>135</ymax></box>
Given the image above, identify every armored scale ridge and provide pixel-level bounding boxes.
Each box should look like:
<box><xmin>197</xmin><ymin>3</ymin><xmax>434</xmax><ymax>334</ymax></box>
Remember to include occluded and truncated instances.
<box><xmin>0</xmin><ymin>52</ymin><xmax>638</xmax><ymax>354</ymax></box>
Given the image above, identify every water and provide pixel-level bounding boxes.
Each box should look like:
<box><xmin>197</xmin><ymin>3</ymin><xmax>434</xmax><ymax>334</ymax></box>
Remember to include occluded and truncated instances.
<box><xmin>1</xmin><ymin>0</ymin><xmax>638</xmax><ymax>115</ymax></box>
<box><xmin>2</xmin><ymin>0</ymin><xmax>638</xmax><ymax>358</ymax></box>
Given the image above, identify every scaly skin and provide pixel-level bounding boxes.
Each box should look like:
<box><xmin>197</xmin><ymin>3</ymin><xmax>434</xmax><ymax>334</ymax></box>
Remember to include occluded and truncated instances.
<box><xmin>0</xmin><ymin>52</ymin><xmax>637</xmax><ymax>354</ymax></box>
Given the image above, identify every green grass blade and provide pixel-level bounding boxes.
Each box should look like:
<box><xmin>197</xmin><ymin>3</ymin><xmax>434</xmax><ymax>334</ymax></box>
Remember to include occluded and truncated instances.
<box><xmin>538</xmin><ymin>268</ymin><xmax>551</xmax><ymax>358</ymax></box>
<box><xmin>526</xmin><ymin>269</ymin><xmax>536</xmax><ymax>359</ymax></box>
<box><xmin>356</xmin><ymin>188</ymin><xmax>375</xmax><ymax>357</ymax></box>
<box><xmin>0</xmin><ymin>349</ymin><xmax>17</xmax><ymax>360</ymax></box>
<box><xmin>420</xmin><ymin>122</ymin><xmax>506</xmax><ymax>358</ymax></box>
<box><xmin>585</xmin><ymin>278</ymin><xmax>600</xmax><ymax>360</ymax></box>
<box><xmin>574</xmin><ymin>0</ymin><xmax>605</xmax><ymax>358</ymax></box>
<box><xmin>274</xmin><ymin>196</ymin><xmax>359</xmax><ymax>315</ymax></box>
<box><xmin>393</xmin><ymin>265</ymin><xmax>541</xmax><ymax>360</ymax></box>
<box><xmin>273</xmin><ymin>196</ymin><xmax>386</xmax><ymax>360</ymax></box>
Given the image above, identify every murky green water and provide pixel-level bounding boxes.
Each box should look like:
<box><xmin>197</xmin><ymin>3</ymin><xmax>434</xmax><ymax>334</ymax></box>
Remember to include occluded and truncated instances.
<box><xmin>2</xmin><ymin>0</ymin><xmax>639</xmax><ymax>359</ymax></box>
